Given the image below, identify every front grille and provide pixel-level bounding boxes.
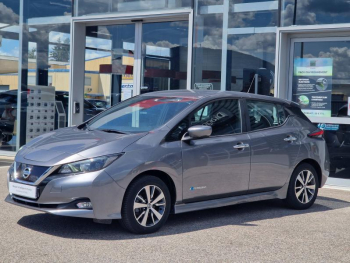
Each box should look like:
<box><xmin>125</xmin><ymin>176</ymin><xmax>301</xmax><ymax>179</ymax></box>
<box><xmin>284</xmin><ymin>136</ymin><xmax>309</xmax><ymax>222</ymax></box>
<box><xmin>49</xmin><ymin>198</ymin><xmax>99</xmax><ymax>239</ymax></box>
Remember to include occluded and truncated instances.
<box><xmin>15</xmin><ymin>163</ymin><xmax>51</xmax><ymax>183</ymax></box>
<box><xmin>12</xmin><ymin>197</ymin><xmax>58</xmax><ymax>209</ymax></box>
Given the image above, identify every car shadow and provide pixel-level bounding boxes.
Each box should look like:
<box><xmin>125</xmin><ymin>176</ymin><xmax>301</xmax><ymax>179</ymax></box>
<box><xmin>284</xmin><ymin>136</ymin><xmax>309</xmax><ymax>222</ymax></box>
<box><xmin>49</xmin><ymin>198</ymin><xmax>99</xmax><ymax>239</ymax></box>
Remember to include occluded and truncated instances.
<box><xmin>17</xmin><ymin>196</ymin><xmax>350</xmax><ymax>240</ymax></box>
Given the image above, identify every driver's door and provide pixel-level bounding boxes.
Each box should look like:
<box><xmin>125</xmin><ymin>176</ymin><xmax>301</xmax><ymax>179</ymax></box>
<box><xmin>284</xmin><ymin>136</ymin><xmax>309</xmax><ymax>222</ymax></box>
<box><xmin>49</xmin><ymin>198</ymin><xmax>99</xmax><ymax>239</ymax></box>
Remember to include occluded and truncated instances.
<box><xmin>181</xmin><ymin>99</ymin><xmax>251</xmax><ymax>202</ymax></box>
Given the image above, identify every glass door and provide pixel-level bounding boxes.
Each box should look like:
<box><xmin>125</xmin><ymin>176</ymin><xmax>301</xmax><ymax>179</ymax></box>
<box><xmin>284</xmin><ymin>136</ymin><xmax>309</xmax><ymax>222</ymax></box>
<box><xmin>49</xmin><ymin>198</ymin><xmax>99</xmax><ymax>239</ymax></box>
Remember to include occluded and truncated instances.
<box><xmin>84</xmin><ymin>23</ymin><xmax>135</xmax><ymax>121</ymax></box>
<box><xmin>289</xmin><ymin>37</ymin><xmax>350</xmax><ymax>180</ymax></box>
<box><xmin>83</xmin><ymin>20</ymin><xmax>189</xmax><ymax>121</ymax></box>
<box><xmin>141</xmin><ymin>21</ymin><xmax>189</xmax><ymax>93</ymax></box>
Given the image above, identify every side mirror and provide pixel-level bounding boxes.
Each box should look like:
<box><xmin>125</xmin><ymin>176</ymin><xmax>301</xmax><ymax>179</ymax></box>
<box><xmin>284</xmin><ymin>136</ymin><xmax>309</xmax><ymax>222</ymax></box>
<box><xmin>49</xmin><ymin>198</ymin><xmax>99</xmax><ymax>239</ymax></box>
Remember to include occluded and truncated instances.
<box><xmin>183</xmin><ymin>125</ymin><xmax>212</xmax><ymax>140</ymax></box>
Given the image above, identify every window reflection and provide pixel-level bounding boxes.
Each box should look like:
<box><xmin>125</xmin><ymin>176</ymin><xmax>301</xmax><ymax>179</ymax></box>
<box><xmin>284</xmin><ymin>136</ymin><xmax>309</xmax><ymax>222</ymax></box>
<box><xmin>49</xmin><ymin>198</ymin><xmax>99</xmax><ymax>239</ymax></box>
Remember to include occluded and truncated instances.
<box><xmin>192</xmin><ymin>13</ymin><xmax>223</xmax><ymax>90</ymax></box>
<box><xmin>227</xmin><ymin>33</ymin><xmax>275</xmax><ymax>95</ymax></box>
<box><xmin>18</xmin><ymin>0</ymin><xmax>72</xmax><ymax>147</ymax></box>
<box><xmin>229</xmin><ymin>0</ymin><xmax>278</xmax><ymax>28</ymax></box>
<box><xmin>324</xmin><ymin>124</ymin><xmax>350</xmax><ymax>180</ymax></box>
<box><xmin>226</xmin><ymin>0</ymin><xmax>277</xmax><ymax>94</ymax></box>
<box><xmin>141</xmin><ymin>22</ymin><xmax>189</xmax><ymax>93</ymax></box>
<box><xmin>76</xmin><ymin>0</ymin><xmax>192</xmax><ymax>16</ymax></box>
<box><xmin>0</xmin><ymin>0</ymin><xmax>20</xmax><ymax>151</ymax></box>
<box><xmin>292</xmin><ymin>41</ymin><xmax>350</xmax><ymax>118</ymax></box>
<box><xmin>85</xmin><ymin>24</ymin><xmax>135</xmax><ymax>120</ymax></box>
<box><xmin>282</xmin><ymin>0</ymin><xmax>350</xmax><ymax>26</ymax></box>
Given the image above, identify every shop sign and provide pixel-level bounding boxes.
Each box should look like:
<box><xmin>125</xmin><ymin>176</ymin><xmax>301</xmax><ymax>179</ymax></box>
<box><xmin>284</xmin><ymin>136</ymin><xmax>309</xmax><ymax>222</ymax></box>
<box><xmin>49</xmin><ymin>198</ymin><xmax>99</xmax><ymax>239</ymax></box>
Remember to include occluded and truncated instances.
<box><xmin>293</xmin><ymin>58</ymin><xmax>333</xmax><ymax>118</ymax></box>
<box><xmin>194</xmin><ymin>83</ymin><xmax>213</xmax><ymax>90</ymax></box>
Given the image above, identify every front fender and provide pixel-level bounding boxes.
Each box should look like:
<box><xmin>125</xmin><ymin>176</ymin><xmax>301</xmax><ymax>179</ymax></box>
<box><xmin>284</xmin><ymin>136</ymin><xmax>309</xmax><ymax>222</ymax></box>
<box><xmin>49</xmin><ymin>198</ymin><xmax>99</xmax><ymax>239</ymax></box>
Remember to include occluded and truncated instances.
<box><xmin>104</xmin><ymin>141</ymin><xmax>183</xmax><ymax>202</ymax></box>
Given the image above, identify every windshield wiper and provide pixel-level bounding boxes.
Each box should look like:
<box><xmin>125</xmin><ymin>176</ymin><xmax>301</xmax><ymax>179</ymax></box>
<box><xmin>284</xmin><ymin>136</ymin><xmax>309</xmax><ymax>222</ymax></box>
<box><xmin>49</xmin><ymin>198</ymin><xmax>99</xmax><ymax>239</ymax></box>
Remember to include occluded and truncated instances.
<box><xmin>99</xmin><ymin>129</ymin><xmax>127</xmax><ymax>134</ymax></box>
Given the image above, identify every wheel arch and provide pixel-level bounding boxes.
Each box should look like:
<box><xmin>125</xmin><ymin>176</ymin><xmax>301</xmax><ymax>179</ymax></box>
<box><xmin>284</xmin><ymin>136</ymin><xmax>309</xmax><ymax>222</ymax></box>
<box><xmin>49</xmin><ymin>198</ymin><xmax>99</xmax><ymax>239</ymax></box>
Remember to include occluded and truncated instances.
<box><xmin>295</xmin><ymin>159</ymin><xmax>322</xmax><ymax>188</ymax></box>
<box><xmin>123</xmin><ymin>170</ymin><xmax>177</xmax><ymax>212</ymax></box>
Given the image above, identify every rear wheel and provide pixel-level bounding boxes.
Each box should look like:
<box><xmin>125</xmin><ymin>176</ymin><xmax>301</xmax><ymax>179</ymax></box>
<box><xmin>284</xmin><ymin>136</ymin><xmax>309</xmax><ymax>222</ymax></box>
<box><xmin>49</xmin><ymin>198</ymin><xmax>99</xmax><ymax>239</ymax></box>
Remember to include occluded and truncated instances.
<box><xmin>285</xmin><ymin>163</ymin><xmax>319</xmax><ymax>210</ymax></box>
<box><xmin>120</xmin><ymin>176</ymin><xmax>171</xmax><ymax>234</ymax></box>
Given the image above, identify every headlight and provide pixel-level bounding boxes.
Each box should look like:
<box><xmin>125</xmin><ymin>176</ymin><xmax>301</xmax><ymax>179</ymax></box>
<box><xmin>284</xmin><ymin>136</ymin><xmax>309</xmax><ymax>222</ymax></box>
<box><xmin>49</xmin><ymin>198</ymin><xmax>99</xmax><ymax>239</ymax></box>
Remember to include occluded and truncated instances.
<box><xmin>58</xmin><ymin>154</ymin><xmax>123</xmax><ymax>174</ymax></box>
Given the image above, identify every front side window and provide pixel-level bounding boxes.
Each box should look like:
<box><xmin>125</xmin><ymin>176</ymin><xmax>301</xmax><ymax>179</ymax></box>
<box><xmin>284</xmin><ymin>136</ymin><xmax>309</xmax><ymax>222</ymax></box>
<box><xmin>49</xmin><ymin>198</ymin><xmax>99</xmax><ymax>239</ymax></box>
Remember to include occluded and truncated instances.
<box><xmin>247</xmin><ymin>100</ymin><xmax>285</xmax><ymax>131</ymax></box>
<box><xmin>190</xmin><ymin>100</ymin><xmax>241</xmax><ymax>136</ymax></box>
<box><xmin>169</xmin><ymin>99</ymin><xmax>242</xmax><ymax>140</ymax></box>
<box><xmin>87</xmin><ymin>96</ymin><xmax>197</xmax><ymax>133</ymax></box>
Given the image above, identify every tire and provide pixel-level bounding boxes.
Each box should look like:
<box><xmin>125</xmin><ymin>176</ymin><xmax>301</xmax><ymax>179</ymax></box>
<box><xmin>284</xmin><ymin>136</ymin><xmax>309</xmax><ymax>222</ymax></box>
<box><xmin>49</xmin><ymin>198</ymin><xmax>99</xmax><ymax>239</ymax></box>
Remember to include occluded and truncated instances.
<box><xmin>120</xmin><ymin>176</ymin><xmax>171</xmax><ymax>234</ymax></box>
<box><xmin>285</xmin><ymin>163</ymin><xmax>319</xmax><ymax>210</ymax></box>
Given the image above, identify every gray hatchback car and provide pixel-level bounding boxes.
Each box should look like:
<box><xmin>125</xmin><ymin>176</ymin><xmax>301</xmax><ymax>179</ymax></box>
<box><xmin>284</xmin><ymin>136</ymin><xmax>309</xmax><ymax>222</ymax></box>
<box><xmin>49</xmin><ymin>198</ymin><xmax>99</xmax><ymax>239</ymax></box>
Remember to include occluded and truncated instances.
<box><xmin>6</xmin><ymin>91</ymin><xmax>329</xmax><ymax>234</ymax></box>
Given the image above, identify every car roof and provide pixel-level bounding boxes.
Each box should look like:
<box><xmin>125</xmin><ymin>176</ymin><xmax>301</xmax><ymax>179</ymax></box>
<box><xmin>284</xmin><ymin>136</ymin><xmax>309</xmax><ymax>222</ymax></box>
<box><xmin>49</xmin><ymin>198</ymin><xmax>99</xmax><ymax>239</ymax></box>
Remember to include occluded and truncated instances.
<box><xmin>141</xmin><ymin>90</ymin><xmax>298</xmax><ymax>106</ymax></box>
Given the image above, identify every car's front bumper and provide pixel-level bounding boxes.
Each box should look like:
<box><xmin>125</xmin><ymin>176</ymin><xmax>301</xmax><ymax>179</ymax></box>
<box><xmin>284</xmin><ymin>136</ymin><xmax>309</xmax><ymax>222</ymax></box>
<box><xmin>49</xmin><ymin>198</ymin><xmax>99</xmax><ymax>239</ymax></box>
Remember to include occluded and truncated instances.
<box><xmin>5</xmin><ymin>194</ymin><xmax>96</xmax><ymax>218</ymax></box>
<box><xmin>5</xmin><ymin>170</ymin><xmax>125</xmax><ymax>220</ymax></box>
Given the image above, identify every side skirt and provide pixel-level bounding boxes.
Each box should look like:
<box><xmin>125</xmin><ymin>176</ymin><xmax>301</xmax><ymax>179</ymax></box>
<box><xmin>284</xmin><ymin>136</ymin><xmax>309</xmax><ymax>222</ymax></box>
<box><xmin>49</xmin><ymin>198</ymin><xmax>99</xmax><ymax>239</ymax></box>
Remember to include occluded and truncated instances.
<box><xmin>174</xmin><ymin>183</ymin><xmax>289</xmax><ymax>214</ymax></box>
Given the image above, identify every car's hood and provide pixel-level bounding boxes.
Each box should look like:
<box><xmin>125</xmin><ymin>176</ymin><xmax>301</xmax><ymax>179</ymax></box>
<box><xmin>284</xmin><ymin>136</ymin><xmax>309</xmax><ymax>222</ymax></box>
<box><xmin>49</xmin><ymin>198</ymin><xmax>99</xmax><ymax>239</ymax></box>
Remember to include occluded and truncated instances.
<box><xmin>15</xmin><ymin>127</ymin><xmax>147</xmax><ymax>166</ymax></box>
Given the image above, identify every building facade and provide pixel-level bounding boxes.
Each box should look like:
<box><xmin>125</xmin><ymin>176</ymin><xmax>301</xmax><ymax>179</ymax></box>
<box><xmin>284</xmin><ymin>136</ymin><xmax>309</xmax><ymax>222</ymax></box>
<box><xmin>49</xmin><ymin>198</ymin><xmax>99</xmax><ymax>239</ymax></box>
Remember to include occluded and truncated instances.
<box><xmin>0</xmin><ymin>0</ymin><xmax>349</xmax><ymax>179</ymax></box>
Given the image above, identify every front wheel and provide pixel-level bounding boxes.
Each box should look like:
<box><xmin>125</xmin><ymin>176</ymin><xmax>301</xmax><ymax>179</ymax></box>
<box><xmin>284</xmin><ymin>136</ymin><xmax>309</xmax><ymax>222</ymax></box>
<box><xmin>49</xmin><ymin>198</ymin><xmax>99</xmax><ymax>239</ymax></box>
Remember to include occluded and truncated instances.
<box><xmin>285</xmin><ymin>163</ymin><xmax>319</xmax><ymax>210</ymax></box>
<box><xmin>120</xmin><ymin>176</ymin><xmax>171</xmax><ymax>234</ymax></box>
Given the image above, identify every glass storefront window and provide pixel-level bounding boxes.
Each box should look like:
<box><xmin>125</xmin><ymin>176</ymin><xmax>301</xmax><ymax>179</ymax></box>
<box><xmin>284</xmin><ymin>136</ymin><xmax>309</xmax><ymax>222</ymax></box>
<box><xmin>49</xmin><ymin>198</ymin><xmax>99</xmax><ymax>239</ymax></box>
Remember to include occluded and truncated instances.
<box><xmin>0</xmin><ymin>0</ymin><xmax>20</xmax><ymax>151</ymax></box>
<box><xmin>84</xmin><ymin>20</ymin><xmax>190</xmax><ymax>119</ymax></box>
<box><xmin>192</xmin><ymin>11</ymin><xmax>223</xmax><ymax>90</ymax></box>
<box><xmin>226</xmin><ymin>0</ymin><xmax>277</xmax><ymax>94</ymax></box>
<box><xmin>192</xmin><ymin>0</ymin><xmax>277</xmax><ymax>93</ymax></box>
<box><xmin>19</xmin><ymin>0</ymin><xmax>72</xmax><ymax>148</ymax></box>
<box><xmin>292</xmin><ymin>40</ymin><xmax>350</xmax><ymax>119</ymax></box>
<box><xmin>282</xmin><ymin>0</ymin><xmax>350</xmax><ymax>26</ymax></box>
<box><xmin>141</xmin><ymin>22</ymin><xmax>189</xmax><ymax>93</ymax></box>
<box><xmin>76</xmin><ymin>0</ymin><xmax>192</xmax><ymax>16</ymax></box>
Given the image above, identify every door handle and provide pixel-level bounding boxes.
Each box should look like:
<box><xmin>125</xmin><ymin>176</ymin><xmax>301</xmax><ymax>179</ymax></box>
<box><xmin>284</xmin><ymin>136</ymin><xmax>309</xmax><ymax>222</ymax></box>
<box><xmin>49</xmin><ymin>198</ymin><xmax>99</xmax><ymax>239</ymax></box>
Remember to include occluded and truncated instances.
<box><xmin>234</xmin><ymin>143</ymin><xmax>250</xmax><ymax>149</ymax></box>
<box><xmin>284</xmin><ymin>136</ymin><xmax>297</xmax><ymax>142</ymax></box>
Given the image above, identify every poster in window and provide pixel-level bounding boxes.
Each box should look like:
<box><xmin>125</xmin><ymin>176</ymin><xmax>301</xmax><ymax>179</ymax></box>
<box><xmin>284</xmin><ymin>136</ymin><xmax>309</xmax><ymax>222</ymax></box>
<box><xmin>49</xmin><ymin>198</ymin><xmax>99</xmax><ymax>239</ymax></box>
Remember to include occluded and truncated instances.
<box><xmin>292</xmin><ymin>58</ymin><xmax>333</xmax><ymax>118</ymax></box>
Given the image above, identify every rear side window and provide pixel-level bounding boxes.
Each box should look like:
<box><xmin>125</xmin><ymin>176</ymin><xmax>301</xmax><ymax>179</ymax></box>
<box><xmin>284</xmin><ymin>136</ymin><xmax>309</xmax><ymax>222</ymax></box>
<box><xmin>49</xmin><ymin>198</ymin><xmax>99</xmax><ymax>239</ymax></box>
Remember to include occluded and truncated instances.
<box><xmin>247</xmin><ymin>100</ymin><xmax>286</xmax><ymax>132</ymax></box>
<box><xmin>285</xmin><ymin>105</ymin><xmax>312</xmax><ymax>123</ymax></box>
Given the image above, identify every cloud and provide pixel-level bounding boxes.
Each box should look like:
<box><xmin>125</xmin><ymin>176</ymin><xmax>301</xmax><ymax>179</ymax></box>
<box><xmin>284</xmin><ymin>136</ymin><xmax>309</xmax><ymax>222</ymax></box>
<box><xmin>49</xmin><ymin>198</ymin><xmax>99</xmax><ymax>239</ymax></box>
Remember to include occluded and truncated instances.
<box><xmin>86</xmin><ymin>37</ymin><xmax>112</xmax><ymax>51</ymax></box>
<box><xmin>281</xmin><ymin>0</ymin><xmax>350</xmax><ymax>26</ymax></box>
<box><xmin>281</xmin><ymin>0</ymin><xmax>316</xmax><ymax>26</ymax></box>
<box><xmin>193</xmin><ymin>14</ymin><xmax>223</xmax><ymax>49</ymax></box>
<box><xmin>302</xmin><ymin>46</ymin><xmax>350</xmax><ymax>79</ymax></box>
<box><xmin>85</xmin><ymin>50</ymin><xmax>110</xmax><ymax>60</ymax></box>
<box><xmin>227</xmin><ymin>33</ymin><xmax>276</xmax><ymax>64</ymax></box>
<box><xmin>0</xmin><ymin>46</ymin><xmax>19</xmax><ymax>58</ymax></box>
<box><xmin>144</xmin><ymin>41</ymin><xmax>179</xmax><ymax>49</ymax></box>
<box><xmin>0</xmin><ymin>3</ymin><xmax>19</xmax><ymax>26</ymax></box>
<box><xmin>49</xmin><ymin>31</ymin><xmax>70</xmax><ymax>43</ymax></box>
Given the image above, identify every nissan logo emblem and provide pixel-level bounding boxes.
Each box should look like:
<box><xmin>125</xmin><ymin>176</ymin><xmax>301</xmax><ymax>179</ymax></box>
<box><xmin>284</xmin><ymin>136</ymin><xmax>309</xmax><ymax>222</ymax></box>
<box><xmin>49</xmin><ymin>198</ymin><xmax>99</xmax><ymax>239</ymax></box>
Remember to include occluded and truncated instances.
<box><xmin>23</xmin><ymin>167</ymin><xmax>32</xmax><ymax>179</ymax></box>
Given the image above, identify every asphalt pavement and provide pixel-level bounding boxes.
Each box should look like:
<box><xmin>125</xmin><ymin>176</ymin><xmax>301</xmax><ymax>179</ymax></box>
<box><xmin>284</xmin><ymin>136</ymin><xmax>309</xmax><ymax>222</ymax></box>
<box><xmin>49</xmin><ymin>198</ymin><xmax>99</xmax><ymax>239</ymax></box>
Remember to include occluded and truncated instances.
<box><xmin>1</xmin><ymin>166</ymin><xmax>350</xmax><ymax>263</ymax></box>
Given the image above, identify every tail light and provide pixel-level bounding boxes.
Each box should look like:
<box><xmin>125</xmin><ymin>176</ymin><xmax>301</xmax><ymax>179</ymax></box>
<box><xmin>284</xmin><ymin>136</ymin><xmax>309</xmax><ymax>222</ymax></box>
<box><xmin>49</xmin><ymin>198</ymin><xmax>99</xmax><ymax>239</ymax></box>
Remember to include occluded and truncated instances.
<box><xmin>308</xmin><ymin>129</ymin><xmax>324</xmax><ymax>138</ymax></box>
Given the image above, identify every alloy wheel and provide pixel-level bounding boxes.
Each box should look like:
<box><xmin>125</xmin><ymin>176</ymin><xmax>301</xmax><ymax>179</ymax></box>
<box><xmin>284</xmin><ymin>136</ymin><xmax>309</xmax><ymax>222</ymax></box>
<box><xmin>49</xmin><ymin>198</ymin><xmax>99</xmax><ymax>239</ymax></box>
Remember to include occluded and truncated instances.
<box><xmin>294</xmin><ymin>170</ymin><xmax>316</xmax><ymax>204</ymax></box>
<box><xmin>133</xmin><ymin>185</ymin><xmax>166</xmax><ymax>227</ymax></box>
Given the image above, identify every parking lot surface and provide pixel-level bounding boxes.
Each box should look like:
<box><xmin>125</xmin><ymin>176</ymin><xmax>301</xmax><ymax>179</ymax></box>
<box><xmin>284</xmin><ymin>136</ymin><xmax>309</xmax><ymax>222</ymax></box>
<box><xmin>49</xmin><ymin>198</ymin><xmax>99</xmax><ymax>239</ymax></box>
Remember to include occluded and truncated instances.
<box><xmin>1</xmin><ymin>166</ymin><xmax>350</xmax><ymax>263</ymax></box>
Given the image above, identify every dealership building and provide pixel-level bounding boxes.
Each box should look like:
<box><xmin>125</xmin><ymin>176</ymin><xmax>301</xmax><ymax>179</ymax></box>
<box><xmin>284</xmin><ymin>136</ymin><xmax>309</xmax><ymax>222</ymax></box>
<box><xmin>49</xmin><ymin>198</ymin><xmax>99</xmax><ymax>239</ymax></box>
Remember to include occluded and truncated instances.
<box><xmin>0</xmin><ymin>0</ymin><xmax>349</xmax><ymax>179</ymax></box>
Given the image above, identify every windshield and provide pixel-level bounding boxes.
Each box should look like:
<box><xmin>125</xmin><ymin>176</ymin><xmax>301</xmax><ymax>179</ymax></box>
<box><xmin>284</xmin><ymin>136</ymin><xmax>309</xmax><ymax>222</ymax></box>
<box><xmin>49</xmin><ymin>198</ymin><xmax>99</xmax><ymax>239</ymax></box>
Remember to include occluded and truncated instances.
<box><xmin>87</xmin><ymin>96</ymin><xmax>197</xmax><ymax>133</ymax></box>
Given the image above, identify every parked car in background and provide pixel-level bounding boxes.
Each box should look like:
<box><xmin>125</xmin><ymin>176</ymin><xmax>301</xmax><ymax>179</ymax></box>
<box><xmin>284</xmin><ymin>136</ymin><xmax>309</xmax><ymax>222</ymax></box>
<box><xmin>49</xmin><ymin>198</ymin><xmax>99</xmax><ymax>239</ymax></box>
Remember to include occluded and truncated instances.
<box><xmin>86</xmin><ymin>99</ymin><xmax>109</xmax><ymax>109</ymax></box>
<box><xmin>55</xmin><ymin>91</ymin><xmax>106</xmax><ymax>121</ymax></box>
<box><xmin>0</xmin><ymin>90</ymin><xmax>107</xmax><ymax>143</ymax></box>
<box><xmin>5</xmin><ymin>90</ymin><xmax>329</xmax><ymax>234</ymax></box>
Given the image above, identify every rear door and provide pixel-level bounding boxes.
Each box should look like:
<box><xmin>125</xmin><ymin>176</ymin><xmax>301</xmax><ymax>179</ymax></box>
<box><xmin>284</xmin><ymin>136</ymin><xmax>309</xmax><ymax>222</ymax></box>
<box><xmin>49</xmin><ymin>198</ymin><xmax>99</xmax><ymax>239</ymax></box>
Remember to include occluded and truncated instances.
<box><xmin>180</xmin><ymin>99</ymin><xmax>251</xmax><ymax>202</ymax></box>
<box><xmin>245</xmin><ymin>100</ymin><xmax>301</xmax><ymax>192</ymax></box>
